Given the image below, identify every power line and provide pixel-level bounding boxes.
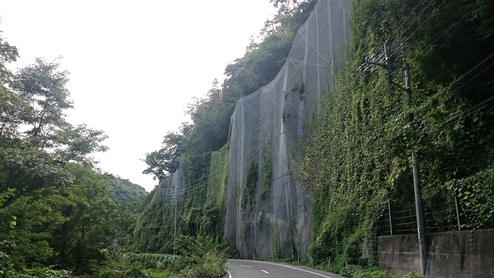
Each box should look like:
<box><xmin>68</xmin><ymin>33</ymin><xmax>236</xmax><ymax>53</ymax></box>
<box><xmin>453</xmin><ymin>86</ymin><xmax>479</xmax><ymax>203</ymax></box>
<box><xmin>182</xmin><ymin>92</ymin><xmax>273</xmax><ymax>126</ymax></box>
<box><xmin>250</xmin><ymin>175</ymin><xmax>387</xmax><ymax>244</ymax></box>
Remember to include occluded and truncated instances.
<box><xmin>383</xmin><ymin>0</ymin><xmax>429</xmax><ymax>46</ymax></box>
<box><xmin>389</xmin><ymin>0</ymin><xmax>447</xmax><ymax>51</ymax></box>
<box><xmin>409</xmin><ymin>0</ymin><xmax>483</xmax><ymax>61</ymax></box>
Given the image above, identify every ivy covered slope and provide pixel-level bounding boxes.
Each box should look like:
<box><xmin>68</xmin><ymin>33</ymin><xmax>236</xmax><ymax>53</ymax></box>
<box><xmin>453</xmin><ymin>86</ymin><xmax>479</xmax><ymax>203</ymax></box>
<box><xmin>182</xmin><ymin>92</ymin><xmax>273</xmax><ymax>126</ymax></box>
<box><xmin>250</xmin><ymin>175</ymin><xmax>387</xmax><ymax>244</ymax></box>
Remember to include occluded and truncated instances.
<box><xmin>132</xmin><ymin>146</ymin><xmax>229</xmax><ymax>253</ymax></box>
<box><xmin>301</xmin><ymin>0</ymin><xmax>494</xmax><ymax>267</ymax></box>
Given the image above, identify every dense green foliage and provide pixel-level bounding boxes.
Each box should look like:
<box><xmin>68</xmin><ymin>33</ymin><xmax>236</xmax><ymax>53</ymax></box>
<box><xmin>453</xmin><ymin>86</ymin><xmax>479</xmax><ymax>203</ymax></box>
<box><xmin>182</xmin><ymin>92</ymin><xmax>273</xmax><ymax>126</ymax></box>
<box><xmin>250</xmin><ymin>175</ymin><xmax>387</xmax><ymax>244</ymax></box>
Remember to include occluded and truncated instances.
<box><xmin>0</xmin><ymin>31</ymin><xmax>146</xmax><ymax>276</ymax></box>
<box><xmin>300</xmin><ymin>0</ymin><xmax>494</xmax><ymax>269</ymax></box>
<box><xmin>133</xmin><ymin>146</ymin><xmax>228</xmax><ymax>254</ymax></box>
<box><xmin>91</xmin><ymin>236</ymin><xmax>227</xmax><ymax>278</ymax></box>
<box><xmin>142</xmin><ymin>128</ymin><xmax>188</xmax><ymax>181</ymax></box>
<box><xmin>336</xmin><ymin>265</ymin><xmax>424</xmax><ymax>278</ymax></box>
<box><xmin>132</xmin><ymin>189</ymin><xmax>175</xmax><ymax>253</ymax></box>
<box><xmin>107</xmin><ymin>174</ymin><xmax>147</xmax><ymax>203</ymax></box>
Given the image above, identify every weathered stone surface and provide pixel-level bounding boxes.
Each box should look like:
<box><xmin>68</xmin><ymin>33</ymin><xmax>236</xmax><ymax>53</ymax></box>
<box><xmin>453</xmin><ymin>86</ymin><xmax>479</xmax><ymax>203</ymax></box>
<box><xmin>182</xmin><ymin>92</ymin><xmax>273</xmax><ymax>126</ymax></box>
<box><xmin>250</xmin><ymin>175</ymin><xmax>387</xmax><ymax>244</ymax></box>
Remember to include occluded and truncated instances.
<box><xmin>224</xmin><ymin>0</ymin><xmax>353</xmax><ymax>259</ymax></box>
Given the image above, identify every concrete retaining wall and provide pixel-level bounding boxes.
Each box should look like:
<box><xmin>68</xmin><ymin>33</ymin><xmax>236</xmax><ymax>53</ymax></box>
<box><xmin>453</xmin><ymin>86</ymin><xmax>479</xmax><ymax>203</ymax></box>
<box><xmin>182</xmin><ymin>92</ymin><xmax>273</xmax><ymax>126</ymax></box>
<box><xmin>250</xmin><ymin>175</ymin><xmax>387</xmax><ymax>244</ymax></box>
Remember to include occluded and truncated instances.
<box><xmin>377</xmin><ymin>229</ymin><xmax>494</xmax><ymax>277</ymax></box>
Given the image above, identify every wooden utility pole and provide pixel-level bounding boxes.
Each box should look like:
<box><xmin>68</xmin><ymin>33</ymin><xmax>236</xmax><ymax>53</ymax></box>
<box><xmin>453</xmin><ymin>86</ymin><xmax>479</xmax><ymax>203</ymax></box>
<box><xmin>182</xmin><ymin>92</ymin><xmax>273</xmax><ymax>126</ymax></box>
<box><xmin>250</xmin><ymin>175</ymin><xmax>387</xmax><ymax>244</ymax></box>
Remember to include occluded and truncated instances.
<box><xmin>361</xmin><ymin>45</ymin><xmax>427</xmax><ymax>275</ymax></box>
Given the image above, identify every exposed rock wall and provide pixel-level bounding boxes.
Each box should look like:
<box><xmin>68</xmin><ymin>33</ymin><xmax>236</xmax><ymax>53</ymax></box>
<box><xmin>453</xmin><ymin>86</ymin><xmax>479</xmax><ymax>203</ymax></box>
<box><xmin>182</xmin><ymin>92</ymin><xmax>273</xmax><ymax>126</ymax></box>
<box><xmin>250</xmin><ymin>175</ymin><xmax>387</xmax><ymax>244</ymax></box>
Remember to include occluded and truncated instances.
<box><xmin>224</xmin><ymin>0</ymin><xmax>352</xmax><ymax>259</ymax></box>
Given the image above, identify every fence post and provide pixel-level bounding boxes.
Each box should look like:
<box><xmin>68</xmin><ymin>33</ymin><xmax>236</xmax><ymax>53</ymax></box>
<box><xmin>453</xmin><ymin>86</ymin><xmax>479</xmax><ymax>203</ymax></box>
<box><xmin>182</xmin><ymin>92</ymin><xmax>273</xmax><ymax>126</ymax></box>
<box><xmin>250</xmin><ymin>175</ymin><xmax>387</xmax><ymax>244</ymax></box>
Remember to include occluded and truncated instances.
<box><xmin>388</xmin><ymin>200</ymin><xmax>393</xmax><ymax>235</ymax></box>
<box><xmin>454</xmin><ymin>190</ymin><xmax>461</xmax><ymax>231</ymax></box>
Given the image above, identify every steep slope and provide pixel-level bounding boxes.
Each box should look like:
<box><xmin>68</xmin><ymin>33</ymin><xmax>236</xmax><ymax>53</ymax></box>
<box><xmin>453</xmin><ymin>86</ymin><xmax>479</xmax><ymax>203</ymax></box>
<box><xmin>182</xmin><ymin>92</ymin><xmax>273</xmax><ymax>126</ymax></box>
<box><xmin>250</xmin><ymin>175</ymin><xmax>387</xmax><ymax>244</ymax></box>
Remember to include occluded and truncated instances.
<box><xmin>133</xmin><ymin>0</ymin><xmax>353</xmax><ymax>258</ymax></box>
<box><xmin>224</xmin><ymin>0</ymin><xmax>352</xmax><ymax>258</ymax></box>
<box><xmin>302</xmin><ymin>0</ymin><xmax>494</xmax><ymax>267</ymax></box>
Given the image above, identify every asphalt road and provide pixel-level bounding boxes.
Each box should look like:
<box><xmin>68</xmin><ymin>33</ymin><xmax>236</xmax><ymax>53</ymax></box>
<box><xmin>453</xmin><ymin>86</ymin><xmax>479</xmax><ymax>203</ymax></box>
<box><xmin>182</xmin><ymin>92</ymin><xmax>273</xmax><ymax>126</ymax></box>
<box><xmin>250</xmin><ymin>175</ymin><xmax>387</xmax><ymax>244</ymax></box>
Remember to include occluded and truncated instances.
<box><xmin>227</xmin><ymin>259</ymin><xmax>344</xmax><ymax>278</ymax></box>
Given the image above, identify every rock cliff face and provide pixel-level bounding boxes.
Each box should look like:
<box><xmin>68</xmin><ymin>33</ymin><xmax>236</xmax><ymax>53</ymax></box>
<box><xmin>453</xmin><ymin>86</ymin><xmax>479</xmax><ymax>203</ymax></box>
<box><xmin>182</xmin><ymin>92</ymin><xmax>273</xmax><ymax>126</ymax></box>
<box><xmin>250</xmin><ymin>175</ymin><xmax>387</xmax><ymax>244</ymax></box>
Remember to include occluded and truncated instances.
<box><xmin>141</xmin><ymin>0</ymin><xmax>353</xmax><ymax>259</ymax></box>
<box><xmin>224</xmin><ymin>0</ymin><xmax>352</xmax><ymax>259</ymax></box>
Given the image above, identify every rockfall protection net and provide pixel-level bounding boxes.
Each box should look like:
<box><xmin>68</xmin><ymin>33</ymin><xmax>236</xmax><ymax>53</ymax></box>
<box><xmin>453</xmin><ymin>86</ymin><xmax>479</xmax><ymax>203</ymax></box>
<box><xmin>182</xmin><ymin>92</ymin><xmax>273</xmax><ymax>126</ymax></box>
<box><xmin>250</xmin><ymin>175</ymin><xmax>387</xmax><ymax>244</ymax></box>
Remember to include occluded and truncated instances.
<box><xmin>224</xmin><ymin>0</ymin><xmax>353</xmax><ymax>259</ymax></box>
<box><xmin>150</xmin><ymin>0</ymin><xmax>353</xmax><ymax>259</ymax></box>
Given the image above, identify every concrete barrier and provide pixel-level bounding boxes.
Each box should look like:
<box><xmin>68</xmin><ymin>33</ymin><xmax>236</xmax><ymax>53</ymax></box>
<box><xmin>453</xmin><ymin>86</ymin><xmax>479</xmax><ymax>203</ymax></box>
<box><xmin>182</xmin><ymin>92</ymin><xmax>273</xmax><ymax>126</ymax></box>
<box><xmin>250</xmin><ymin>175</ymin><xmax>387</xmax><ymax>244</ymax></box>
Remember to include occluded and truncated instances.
<box><xmin>377</xmin><ymin>229</ymin><xmax>494</xmax><ymax>277</ymax></box>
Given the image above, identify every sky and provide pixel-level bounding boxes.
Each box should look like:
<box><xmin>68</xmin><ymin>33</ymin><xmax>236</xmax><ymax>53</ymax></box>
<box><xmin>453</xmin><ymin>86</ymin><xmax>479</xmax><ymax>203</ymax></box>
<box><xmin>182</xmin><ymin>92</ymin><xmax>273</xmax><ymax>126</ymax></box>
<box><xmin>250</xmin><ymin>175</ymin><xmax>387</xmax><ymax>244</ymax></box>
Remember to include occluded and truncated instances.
<box><xmin>0</xmin><ymin>0</ymin><xmax>277</xmax><ymax>192</ymax></box>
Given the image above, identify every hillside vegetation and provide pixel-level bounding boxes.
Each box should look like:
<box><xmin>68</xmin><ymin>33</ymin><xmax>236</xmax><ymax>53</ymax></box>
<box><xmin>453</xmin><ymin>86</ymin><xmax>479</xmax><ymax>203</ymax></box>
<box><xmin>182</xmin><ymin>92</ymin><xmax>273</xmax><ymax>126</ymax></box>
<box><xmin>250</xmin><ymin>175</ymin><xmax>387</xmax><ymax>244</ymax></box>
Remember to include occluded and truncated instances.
<box><xmin>107</xmin><ymin>175</ymin><xmax>147</xmax><ymax>203</ymax></box>
<box><xmin>302</xmin><ymin>0</ymin><xmax>494</xmax><ymax>268</ymax></box>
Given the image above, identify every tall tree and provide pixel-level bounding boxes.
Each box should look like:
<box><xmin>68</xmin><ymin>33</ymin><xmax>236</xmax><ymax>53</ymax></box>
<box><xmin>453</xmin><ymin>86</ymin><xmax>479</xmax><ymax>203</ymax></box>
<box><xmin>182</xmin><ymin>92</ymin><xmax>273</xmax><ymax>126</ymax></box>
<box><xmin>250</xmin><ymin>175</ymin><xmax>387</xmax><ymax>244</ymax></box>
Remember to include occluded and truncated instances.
<box><xmin>143</xmin><ymin>127</ymin><xmax>188</xmax><ymax>181</ymax></box>
<box><xmin>49</xmin><ymin>164</ymin><xmax>119</xmax><ymax>274</ymax></box>
<box><xmin>17</xmin><ymin>58</ymin><xmax>72</xmax><ymax>144</ymax></box>
<box><xmin>52</xmin><ymin>123</ymin><xmax>108</xmax><ymax>167</ymax></box>
<box><xmin>0</xmin><ymin>32</ymin><xmax>24</xmax><ymax>139</ymax></box>
<box><xmin>0</xmin><ymin>32</ymin><xmax>115</xmax><ymax>275</ymax></box>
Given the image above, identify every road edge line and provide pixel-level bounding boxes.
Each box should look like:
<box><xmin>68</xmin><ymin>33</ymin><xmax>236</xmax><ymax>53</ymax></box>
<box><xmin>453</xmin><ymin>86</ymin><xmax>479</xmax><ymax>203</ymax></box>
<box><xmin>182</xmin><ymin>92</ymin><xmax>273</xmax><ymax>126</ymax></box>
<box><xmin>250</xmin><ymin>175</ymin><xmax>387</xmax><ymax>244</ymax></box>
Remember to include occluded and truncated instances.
<box><xmin>234</xmin><ymin>260</ymin><xmax>333</xmax><ymax>278</ymax></box>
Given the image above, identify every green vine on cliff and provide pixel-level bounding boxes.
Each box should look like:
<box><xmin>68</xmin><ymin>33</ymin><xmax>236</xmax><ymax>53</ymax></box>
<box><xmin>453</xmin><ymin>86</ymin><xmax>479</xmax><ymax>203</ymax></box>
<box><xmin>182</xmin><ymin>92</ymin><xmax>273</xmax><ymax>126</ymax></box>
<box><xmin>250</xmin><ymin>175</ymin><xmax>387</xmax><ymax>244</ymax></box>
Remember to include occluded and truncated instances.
<box><xmin>242</xmin><ymin>162</ymin><xmax>259</xmax><ymax>209</ymax></box>
<box><xmin>300</xmin><ymin>0</ymin><xmax>494</xmax><ymax>269</ymax></box>
<box><xmin>261</xmin><ymin>141</ymin><xmax>273</xmax><ymax>200</ymax></box>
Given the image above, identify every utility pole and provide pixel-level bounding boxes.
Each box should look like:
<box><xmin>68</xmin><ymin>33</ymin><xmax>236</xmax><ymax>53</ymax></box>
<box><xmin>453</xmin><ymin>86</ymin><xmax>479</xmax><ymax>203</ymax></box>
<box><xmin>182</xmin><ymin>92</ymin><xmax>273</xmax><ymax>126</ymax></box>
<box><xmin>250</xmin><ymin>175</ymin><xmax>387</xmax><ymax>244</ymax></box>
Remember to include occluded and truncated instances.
<box><xmin>405</xmin><ymin>64</ymin><xmax>427</xmax><ymax>276</ymax></box>
<box><xmin>173</xmin><ymin>185</ymin><xmax>178</xmax><ymax>255</ymax></box>
<box><xmin>361</xmin><ymin>44</ymin><xmax>427</xmax><ymax>275</ymax></box>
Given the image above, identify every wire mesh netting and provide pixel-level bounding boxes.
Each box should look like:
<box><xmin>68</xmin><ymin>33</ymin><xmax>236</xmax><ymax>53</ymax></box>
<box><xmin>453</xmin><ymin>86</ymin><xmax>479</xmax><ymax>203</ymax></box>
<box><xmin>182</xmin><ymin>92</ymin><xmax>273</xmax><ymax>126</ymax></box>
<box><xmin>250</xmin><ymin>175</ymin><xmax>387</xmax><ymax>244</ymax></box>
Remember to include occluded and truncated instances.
<box><xmin>148</xmin><ymin>0</ymin><xmax>353</xmax><ymax>259</ymax></box>
<box><xmin>224</xmin><ymin>0</ymin><xmax>353</xmax><ymax>259</ymax></box>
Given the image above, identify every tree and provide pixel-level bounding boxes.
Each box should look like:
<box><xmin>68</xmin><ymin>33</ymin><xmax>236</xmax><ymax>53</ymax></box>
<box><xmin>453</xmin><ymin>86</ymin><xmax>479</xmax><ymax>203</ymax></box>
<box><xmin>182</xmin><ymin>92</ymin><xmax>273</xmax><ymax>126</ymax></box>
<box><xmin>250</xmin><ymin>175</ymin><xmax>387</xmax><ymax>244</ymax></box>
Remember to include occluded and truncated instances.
<box><xmin>52</xmin><ymin>123</ymin><xmax>108</xmax><ymax>167</ymax></box>
<box><xmin>0</xmin><ymin>188</ymin><xmax>67</xmax><ymax>270</ymax></box>
<box><xmin>269</xmin><ymin>0</ymin><xmax>317</xmax><ymax>16</ymax></box>
<box><xmin>186</xmin><ymin>82</ymin><xmax>231</xmax><ymax>153</ymax></box>
<box><xmin>16</xmin><ymin>58</ymin><xmax>72</xmax><ymax>144</ymax></box>
<box><xmin>142</xmin><ymin>129</ymin><xmax>187</xmax><ymax>181</ymax></box>
<box><xmin>0</xmin><ymin>32</ymin><xmax>24</xmax><ymax>139</ymax></box>
<box><xmin>0</xmin><ymin>32</ymin><xmax>115</xmax><ymax>274</ymax></box>
<box><xmin>49</xmin><ymin>164</ymin><xmax>120</xmax><ymax>274</ymax></box>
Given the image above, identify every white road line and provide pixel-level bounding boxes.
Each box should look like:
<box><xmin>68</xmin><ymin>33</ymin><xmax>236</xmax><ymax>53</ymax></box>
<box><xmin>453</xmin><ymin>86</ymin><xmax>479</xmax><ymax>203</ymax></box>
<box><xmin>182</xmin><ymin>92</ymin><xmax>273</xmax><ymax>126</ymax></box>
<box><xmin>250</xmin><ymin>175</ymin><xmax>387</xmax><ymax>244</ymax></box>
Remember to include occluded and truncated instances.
<box><xmin>240</xmin><ymin>264</ymin><xmax>253</xmax><ymax>268</ymax></box>
<box><xmin>261</xmin><ymin>269</ymin><xmax>270</xmax><ymax>274</ymax></box>
<box><xmin>228</xmin><ymin>270</ymin><xmax>232</xmax><ymax>278</ymax></box>
<box><xmin>236</xmin><ymin>260</ymin><xmax>334</xmax><ymax>278</ymax></box>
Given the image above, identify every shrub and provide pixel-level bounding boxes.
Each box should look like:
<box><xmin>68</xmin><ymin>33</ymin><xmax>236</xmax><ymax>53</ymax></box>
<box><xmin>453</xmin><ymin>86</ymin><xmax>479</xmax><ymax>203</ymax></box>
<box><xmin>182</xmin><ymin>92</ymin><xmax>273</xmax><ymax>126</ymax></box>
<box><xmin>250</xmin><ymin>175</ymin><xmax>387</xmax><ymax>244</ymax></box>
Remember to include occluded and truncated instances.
<box><xmin>340</xmin><ymin>265</ymin><xmax>394</xmax><ymax>278</ymax></box>
<box><xmin>400</xmin><ymin>272</ymin><xmax>426</xmax><ymax>278</ymax></box>
<box><xmin>12</xmin><ymin>268</ymin><xmax>74</xmax><ymax>278</ymax></box>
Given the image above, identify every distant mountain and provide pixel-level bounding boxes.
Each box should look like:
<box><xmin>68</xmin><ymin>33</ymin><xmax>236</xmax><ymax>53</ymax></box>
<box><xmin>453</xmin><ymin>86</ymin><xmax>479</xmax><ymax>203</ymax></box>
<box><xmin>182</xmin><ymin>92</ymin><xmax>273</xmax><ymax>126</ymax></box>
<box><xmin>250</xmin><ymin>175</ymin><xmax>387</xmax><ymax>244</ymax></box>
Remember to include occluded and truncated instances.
<box><xmin>105</xmin><ymin>174</ymin><xmax>148</xmax><ymax>202</ymax></box>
